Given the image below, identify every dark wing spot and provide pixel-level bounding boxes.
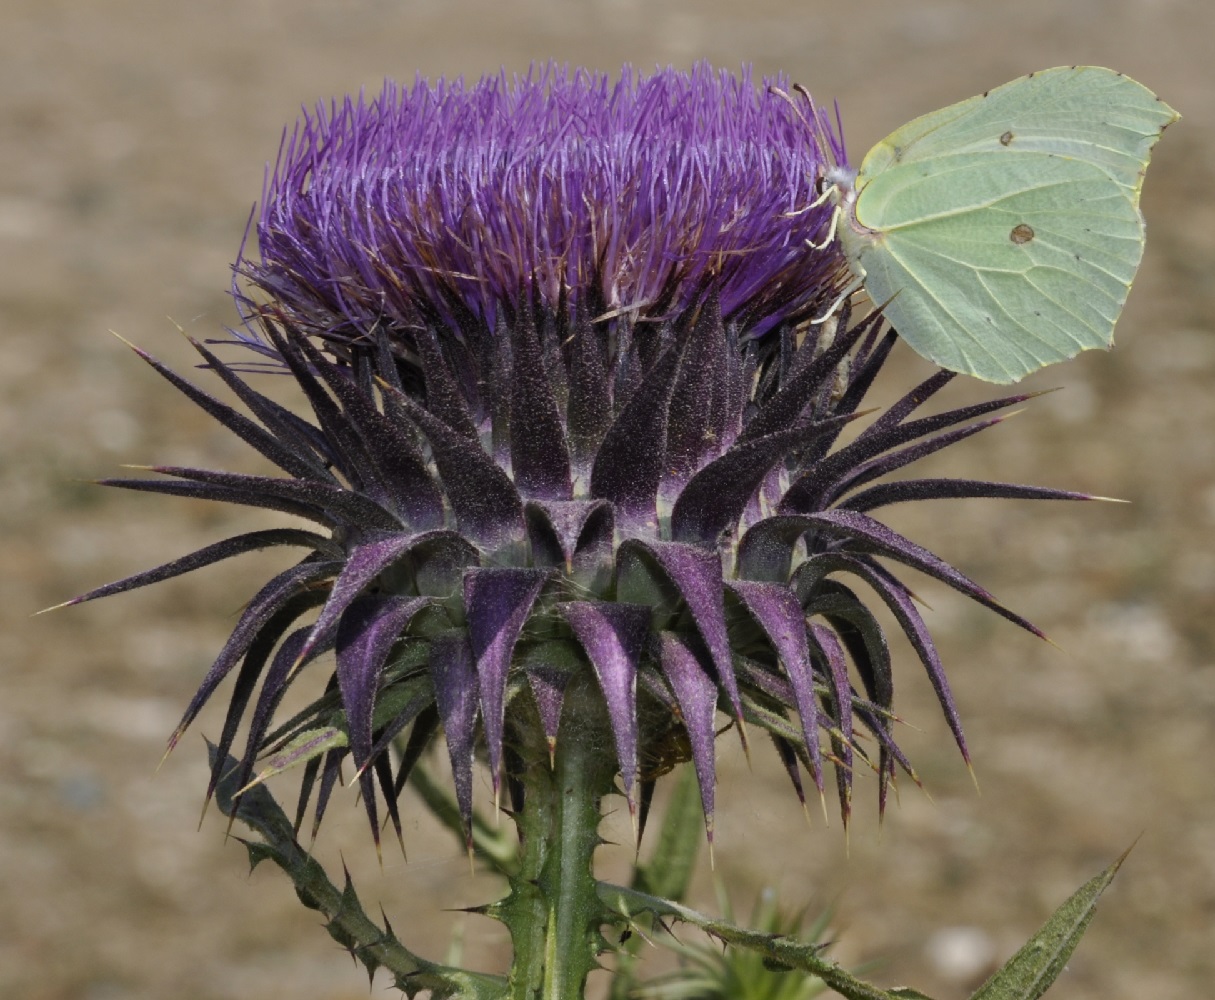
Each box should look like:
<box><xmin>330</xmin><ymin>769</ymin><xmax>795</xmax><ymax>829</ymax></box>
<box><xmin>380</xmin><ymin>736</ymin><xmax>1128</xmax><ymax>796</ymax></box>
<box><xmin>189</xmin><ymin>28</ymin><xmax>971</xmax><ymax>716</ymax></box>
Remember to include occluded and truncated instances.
<box><xmin>999</xmin><ymin>130</ymin><xmax>1014</xmax><ymax>146</ymax></box>
<box><xmin>1010</xmin><ymin>223</ymin><xmax>1035</xmax><ymax>245</ymax></box>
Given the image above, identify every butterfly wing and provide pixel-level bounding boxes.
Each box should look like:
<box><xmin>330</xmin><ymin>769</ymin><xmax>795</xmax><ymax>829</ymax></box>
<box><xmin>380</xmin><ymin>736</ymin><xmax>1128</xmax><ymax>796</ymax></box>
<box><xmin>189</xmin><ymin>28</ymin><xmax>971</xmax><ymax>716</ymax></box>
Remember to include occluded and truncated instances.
<box><xmin>840</xmin><ymin>66</ymin><xmax>1177</xmax><ymax>382</ymax></box>
<box><xmin>842</xmin><ymin>151</ymin><xmax>1145</xmax><ymax>383</ymax></box>
<box><xmin>856</xmin><ymin>66</ymin><xmax>1177</xmax><ymax>203</ymax></box>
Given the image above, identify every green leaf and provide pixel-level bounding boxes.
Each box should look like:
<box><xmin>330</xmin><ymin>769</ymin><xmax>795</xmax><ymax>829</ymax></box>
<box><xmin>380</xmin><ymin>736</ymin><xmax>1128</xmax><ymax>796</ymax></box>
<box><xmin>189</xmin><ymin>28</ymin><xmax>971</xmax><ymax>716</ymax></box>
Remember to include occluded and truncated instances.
<box><xmin>969</xmin><ymin>847</ymin><xmax>1131</xmax><ymax>1000</ymax></box>
<box><xmin>236</xmin><ymin>837</ymin><xmax>283</xmax><ymax>875</ymax></box>
<box><xmin>630</xmin><ymin>885</ymin><xmax>840</xmax><ymax>1000</ymax></box>
<box><xmin>208</xmin><ymin>741</ymin><xmax>507</xmax><ymax>999</ymax></box>
<box><xmin>600</xmin><ymin>883</ymin><xmax>903</xmax><ymax>1000</ymax></box>
<box><xmin>245</xmin><ymin>726</ymin><xmax>349</xmax><ymax>791</ymax></box>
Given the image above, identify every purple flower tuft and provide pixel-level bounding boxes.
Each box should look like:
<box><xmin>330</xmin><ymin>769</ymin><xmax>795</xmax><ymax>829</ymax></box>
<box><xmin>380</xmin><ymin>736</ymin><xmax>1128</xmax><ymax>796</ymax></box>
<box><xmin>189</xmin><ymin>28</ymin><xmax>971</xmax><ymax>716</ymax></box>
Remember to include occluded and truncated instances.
<box><xmin>241</xmin><ymin>63</ymin><xmax>849</xmax><ymax>345</ymax></box>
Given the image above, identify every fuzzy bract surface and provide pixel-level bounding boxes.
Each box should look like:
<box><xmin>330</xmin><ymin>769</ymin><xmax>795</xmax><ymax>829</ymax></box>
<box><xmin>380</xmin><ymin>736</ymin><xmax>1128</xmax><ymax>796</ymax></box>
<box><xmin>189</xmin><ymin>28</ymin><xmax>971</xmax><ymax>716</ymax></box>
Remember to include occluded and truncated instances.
<box><xmin>73</xmin><ymin>63</ymin><xmax>1085</xmax><ymax>851</ymax></box>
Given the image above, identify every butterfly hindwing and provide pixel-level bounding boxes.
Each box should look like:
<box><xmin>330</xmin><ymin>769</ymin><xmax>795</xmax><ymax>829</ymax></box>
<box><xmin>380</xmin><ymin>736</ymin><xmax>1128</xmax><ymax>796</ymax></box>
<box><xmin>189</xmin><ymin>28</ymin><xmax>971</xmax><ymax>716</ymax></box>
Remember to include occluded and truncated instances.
<box><xmin>848</xmin><ymin>153</ymin><xmax>1145</xmax><ymax>382</ymax></box>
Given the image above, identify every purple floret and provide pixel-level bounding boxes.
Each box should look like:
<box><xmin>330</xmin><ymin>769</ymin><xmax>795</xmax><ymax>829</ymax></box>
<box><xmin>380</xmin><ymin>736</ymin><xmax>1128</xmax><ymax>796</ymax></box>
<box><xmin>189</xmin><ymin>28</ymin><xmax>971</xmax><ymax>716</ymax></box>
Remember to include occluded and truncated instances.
<box><xmin>242</xmin><ymin>62</ymin><xmax>849</xmax><ymax>343</ymax></box>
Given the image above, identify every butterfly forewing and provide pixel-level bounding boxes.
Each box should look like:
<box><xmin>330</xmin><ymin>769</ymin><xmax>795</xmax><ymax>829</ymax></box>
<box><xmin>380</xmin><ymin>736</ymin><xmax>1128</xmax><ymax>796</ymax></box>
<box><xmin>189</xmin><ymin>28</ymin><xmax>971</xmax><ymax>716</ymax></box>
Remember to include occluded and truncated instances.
<box><xmin>860</xmin><ymin>67</ymin><xmax>1176</xmax><ymax>200</ymax></box>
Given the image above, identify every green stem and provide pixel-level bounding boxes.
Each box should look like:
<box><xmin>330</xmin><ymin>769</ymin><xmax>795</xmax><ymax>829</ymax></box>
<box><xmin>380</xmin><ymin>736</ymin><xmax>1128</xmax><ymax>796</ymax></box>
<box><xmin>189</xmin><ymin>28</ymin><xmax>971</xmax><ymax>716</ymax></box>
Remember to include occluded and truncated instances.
<box><xmin>506</xmin><ymin>752</ymin><xmax>556</xmax><ymax>1000</ymax></box>
<box><xmin>543</xmin><ymin>725</ymin><xmax>608</xmax><ymax>999</ymax></box>
<box><xmin>505</xmin><ymin>682</ymin><xmax>617</xmax><ymax>1000</ymax></box>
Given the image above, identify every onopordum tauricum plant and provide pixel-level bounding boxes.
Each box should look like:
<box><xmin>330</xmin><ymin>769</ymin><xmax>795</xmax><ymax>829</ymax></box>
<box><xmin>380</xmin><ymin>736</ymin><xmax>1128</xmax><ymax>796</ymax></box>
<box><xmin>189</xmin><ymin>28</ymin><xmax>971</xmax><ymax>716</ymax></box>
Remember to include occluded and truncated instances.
<box><xmin>62</xmin><ymin>63</ymin><xmax>1130</xmax><ymax>999</ymax></box>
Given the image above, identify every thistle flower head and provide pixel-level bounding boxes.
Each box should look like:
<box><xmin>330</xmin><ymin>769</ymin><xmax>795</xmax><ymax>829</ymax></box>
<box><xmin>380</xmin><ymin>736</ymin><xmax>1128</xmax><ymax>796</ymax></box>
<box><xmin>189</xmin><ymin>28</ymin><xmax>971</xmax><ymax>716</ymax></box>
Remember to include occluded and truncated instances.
<box><xmin>72</xmin><ymin>63</ymin><xmax>1086</xmax><ymax>853</ymax></box>
<box><xmin>241</xmin><ymin>63</ymin><xmax>848</xmax><ymax>350</ymax></box>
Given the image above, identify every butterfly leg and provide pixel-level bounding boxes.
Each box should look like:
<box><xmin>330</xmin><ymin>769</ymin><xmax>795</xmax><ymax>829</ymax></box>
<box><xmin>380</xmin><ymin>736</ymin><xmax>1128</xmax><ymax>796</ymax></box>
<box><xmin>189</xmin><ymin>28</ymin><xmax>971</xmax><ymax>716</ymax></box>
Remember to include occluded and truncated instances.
<box><xmin>810</xmin><ymin>273</ymin><xmax>862</xmax><ymax>326</ymax></box>
<box><xmin>803</xmin><ymin>203</ymin><xmax>841</xmax><ymax>250</ymax></box>
<box><xmin>782</xmin><ymin>182</ymin><xmax>837</xmax><ymax>220</ymax></box>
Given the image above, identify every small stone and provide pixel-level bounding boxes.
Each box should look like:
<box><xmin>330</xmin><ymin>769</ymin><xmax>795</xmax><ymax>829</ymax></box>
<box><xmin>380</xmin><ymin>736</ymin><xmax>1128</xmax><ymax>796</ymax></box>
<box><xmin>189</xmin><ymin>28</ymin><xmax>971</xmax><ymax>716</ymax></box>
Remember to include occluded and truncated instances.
<box><xmin>924</xmin><ymin>925</ymin><xmax>996</xmax><ymax>983</ymax></box>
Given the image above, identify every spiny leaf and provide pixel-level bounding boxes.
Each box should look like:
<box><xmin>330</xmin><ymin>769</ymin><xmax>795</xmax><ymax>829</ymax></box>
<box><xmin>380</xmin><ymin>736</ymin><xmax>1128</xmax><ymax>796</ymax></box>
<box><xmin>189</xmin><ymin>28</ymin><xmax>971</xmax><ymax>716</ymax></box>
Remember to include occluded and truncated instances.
<box><xmin>207</xmin><ymin>590</ymin><xmax>328</xmax><ymax>809</ymax></box>
<box><xmin>297</xmin><ymin>533</ymin><xmax>424</xmax><ymax>664</ymax></box>
<box><xmin>796</xmin><ymin>555</ymin><xmax>965</xmax><ymax>763</ymax></box>
<box><xmin>632</xmin><ymin>762</ymin><xmax>704</xmax><ymax>902</ymax></box>
<box><xmin>741</xmin><ymin>510</ymin><xmax>1043</xmax><ymax>639</ymax></box>
<box><xmin>841</xmin><ymin>478</ymin><xmax>1095</xmax><ymax>514</ymax></box>
<box><xmin>188</xmin><ymin>336</ymin><xmax>337</xmax><ymax>477</ymax></box>
<box><xmin>728</xmin><ymin>580</ymin><xmax>824</xmax><ymax>792</ymax></box>
<box><xmin>245</xmin><ymin>726</ymin><xmax>348</xmax><ymax>791</ymax></box>
<box><xmin>670</xmin><ymin>416</ymin><xmax>856</xmax><ymax>548</ymax></box>
<box><xmin>565</xmin><ymin>310</ymin><xmax>612</xmax><ymax>470</ymax></box>
<box><xmin>263</xmin><ymin>321</ymin><xmax>374</xmax><ymax>488</ymax></box>
<box><xmin>781</xmin><ymin>391</ymin><xmax>1033</xmax><ymax>513</ymax></box>
<box><xmin>98</xmin><ymin>475</ymin><xmax>338</xmax><ymax>527</ymax></box>
<box><xmin>740</xmin><ymin>315</ymin><xmax>869</xmax><ymax>443</ymax></box>
<box><xmin>298</xmin><ymin>341</ymin><xmax>447</xmax><ymax>528</ymax></box>
<box><xmin>336</xmin><ymin>595</ymin><xmax>430</xmax><ymax>843</ymax></box>
<box><xmin>665</xmin><ymin>292</ymin><xmax>731</xmax><ymax>486</ymax></box>
<box><xmin>428</xmin><ymin>632</ymin><xmax>481</xmax><ymax>846</ymax></box>
<box><xmin>617</xmin><ymin>540</ymin><xmax>744</xmax><ymax>738</ymax></box>
<box><xmin>231</xmin><ymin>628</ymin><xmax>334</xmax><ymax>820</ymax></box>
<box><xmin>150</xmin><ymin>465</ymin><xmax>401</xmax><ymax>531</ymax></box>
<box><xmin>127</xmin><ymin>342</ymin><xmax>333</xmax><ymax>481</ymax></box>
<box><xmin>413</xmin><ymin>325</ymin><xmax>481</xmax><ymax>442</ymax></box>
<box><xmin>517</xmin><ymin>641</ymin><xmax>584</xmax><ymax>760</ymax></box>
<box><xmin>808</xmin><ymin>623</ymin><xmax>853</xmax><ymax>827</ymax></box>
<box><xmin>600</xmin><ymin>882</ymin><xmax>901</xmax><ymax>1000</ymax></box>
<box><xmin>170</xmin><ymin>559</ymin><xmax>339</xmax><ymax>753</ymax></box>
<box><xmin>812</xmin><ymin>583</ymin><xmax>895</xmax><ymax>813</ymax></box>
<box><xmin>406</xmin><ymin>761</ymin><xmax>520</xmax><ymax>878</ymax></box>
<box><xmin>969</xmin><ymin>848</ymin><xmax>1131</xmax><ymax>1000</ymax></box>
<box><xmin>523</xmin><ymin>499</ymin><xmax>614</xmax><ymax>570</ymax></box>
<box><xmin>857</xmin><ymin>369</ymin><xmax>955</xmax><ymax>442</ymax></box>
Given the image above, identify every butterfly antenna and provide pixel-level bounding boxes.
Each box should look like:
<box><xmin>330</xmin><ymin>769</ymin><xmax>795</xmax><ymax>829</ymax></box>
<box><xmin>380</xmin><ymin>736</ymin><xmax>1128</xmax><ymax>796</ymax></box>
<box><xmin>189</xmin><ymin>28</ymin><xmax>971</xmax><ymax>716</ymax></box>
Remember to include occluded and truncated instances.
<box><xmin>772</xmin><ymin>84</ymin><xmax>842</xmax><ymax>222</ymax></box>
<box><xmin>769</xmin><ymin>85</ymin><xmax>814</xmax><ymax>133</ymax></box>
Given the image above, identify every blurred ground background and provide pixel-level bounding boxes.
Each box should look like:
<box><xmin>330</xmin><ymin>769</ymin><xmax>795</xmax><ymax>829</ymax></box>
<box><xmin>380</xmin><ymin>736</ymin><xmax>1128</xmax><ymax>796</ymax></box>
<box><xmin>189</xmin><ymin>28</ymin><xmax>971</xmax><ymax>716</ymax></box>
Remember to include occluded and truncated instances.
<box><xmin>3</xmin><ymin>1</ymin><xmax>1213</xmax><ymax>998</ymax></box>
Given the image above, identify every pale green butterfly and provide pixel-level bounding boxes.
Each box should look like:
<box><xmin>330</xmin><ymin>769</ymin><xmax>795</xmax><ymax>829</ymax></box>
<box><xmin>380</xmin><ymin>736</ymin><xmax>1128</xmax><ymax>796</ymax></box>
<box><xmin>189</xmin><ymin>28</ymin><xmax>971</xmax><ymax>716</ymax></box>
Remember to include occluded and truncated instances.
<box><xmin>814</xmin><ymin>66</ymin><xmax>1178</xmax><ymax>383</ymax></box>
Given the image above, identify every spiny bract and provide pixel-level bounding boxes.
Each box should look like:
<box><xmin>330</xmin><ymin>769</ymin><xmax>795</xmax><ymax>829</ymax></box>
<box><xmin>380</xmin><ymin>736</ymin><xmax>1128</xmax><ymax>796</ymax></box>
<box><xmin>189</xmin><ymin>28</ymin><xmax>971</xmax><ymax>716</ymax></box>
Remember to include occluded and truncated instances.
<box><xmin>70</xmin><ymin>63</ymin><xmax>1088</xmax><ymax>852</ymax></box>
